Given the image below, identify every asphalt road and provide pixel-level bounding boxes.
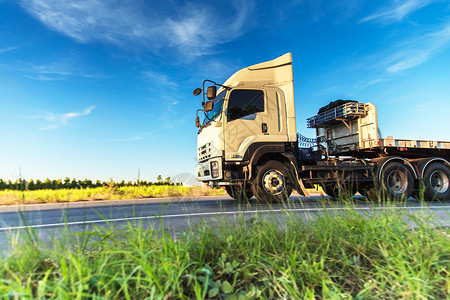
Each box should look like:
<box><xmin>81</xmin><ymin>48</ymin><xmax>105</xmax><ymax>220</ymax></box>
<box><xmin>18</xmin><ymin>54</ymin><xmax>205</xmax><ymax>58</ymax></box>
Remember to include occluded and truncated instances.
<box><xmin>1</xmin><ymin>194</ymin><xmax>449</xmax><ymax>250</ymax></box>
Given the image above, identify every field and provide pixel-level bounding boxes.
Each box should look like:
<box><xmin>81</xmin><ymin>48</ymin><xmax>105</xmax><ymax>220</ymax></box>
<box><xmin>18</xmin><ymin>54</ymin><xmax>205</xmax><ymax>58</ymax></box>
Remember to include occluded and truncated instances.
<box><xmin>0</xmin><ymin>207</ymin><xmax>448</xmax><ymax>299</ymax></box>
<box><xmin>0</xmin><ymin>185</ymin><xmax>225</xmax><ymax>205</ymax></box>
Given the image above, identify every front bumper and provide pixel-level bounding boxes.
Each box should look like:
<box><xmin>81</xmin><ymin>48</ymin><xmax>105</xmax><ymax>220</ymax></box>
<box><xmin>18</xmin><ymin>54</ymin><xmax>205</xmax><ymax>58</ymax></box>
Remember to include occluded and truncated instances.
<box><xmin>197</xmin><ymin>157</ymin><xmax>223</xmax><ymax>181</ymax></box>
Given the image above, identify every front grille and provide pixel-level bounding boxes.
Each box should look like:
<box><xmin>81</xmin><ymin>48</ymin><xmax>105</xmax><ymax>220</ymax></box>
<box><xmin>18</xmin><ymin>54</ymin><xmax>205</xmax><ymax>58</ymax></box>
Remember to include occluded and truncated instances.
<box><xmin>198</xmin><ymin>143</ymin><xmax>212</xmax><ymax>162</ymax></box>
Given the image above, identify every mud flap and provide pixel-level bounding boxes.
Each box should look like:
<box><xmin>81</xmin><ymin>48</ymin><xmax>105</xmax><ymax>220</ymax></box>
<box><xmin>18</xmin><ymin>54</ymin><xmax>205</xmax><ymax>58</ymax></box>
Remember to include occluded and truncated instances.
<box><xmin>296</xmin><ymin>178</ymin><xmax>310</xmax><ymax>197</ymax></box>
<box><xmin>288</xmin><ymin>160</ymin><xmax>310</xmax><ymax>197</ymax></box>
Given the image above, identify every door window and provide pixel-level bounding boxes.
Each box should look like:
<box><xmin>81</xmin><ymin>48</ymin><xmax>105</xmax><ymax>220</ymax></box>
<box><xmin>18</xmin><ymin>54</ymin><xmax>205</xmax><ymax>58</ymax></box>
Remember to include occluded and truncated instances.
<box><xmin>227</xmin><ymin>89</ymin><xmax>264</xmax><ymax>122</ymax></box>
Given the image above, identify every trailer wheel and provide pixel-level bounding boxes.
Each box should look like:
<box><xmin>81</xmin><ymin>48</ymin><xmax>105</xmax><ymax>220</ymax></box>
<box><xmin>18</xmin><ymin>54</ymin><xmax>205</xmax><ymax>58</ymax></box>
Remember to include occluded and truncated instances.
<box><xmin>322</xmin><ymin>183</ymin><xmax>356</xmax><ymax>199</ymax></box>
<box><xmin>252</xmin><ymin>160</ymin><xmax>293</xmax><ymax>203</ymax></box>
<box><xmin>225</xmin><ymin>184</ymin><xmax>253</xmax><ymax>201</ymax></box>
<box><xmin>380</xmin><ymin>162</ymin><xmax>414</xmax><ymax>200</ymax></box>
<box><xmin>423</xmin><ymin>163</ymin><xmax>450</xmax><ymax>201</ymax></box>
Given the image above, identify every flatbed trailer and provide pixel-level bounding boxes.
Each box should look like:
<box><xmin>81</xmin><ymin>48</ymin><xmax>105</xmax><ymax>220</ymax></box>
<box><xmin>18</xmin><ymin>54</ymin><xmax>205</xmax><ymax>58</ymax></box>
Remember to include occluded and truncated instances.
<box><xmin>301</xmin><ymin>101</ymin><xmax>450</xmax><ymax>200</ymax></box>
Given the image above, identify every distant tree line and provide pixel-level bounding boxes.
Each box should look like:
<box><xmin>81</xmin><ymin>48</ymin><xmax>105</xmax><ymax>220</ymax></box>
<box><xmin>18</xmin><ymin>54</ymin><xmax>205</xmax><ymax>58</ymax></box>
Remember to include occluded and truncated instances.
<box><xmin>0</xmin><ymin>175</ymin><xmax>181</xmax><ymax>191</ymax></box>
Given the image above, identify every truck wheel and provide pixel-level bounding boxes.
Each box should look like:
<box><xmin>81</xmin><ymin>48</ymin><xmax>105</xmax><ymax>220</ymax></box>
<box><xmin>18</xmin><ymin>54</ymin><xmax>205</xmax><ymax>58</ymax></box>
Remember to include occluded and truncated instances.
<box><xmin>322</xmin><ymin>183</ymin><xmax>356</xmax><ymax>199</ymax></box>
<box><xmin>225</xmin><ymin>185</ymin><xmax>253</xmax><ymax>201</ymax></box>
<box><xmin>423</xmin><ymin>163</ymin><xmax>450</xmax><ymax>201</ymax></box>
<box><xmin>380</xmin><ymin>162</ymin><xmax>414</xmax><ymax>200</ymax></box>
<box><xmin>252</xmin><ymin>160</ymin><xmax>293</xmax><ymax>203</ymax></box>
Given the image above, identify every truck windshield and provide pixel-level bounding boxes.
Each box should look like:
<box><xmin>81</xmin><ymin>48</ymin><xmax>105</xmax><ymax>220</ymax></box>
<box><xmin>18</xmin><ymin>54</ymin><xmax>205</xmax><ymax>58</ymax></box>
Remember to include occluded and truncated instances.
<box><xmin>203</xmin><ymin>89</ymin><xmax>226</xmax><ymax>127</ymax></box>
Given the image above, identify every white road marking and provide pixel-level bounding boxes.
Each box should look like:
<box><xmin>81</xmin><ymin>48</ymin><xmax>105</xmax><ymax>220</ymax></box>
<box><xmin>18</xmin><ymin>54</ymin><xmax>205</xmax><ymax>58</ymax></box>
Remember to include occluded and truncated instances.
<box><xmin>0</xmin><ymin>205</ymin><xmax>449</xmax><ymax>232</ymax></box>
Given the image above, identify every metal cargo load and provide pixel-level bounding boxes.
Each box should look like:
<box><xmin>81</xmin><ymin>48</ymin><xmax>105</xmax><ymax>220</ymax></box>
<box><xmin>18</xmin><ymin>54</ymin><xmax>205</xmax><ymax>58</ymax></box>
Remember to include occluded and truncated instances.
<box><xmin>307</xmin><ymin>101</ymin><xmax>450</xmax><ymax>158</ymax></box>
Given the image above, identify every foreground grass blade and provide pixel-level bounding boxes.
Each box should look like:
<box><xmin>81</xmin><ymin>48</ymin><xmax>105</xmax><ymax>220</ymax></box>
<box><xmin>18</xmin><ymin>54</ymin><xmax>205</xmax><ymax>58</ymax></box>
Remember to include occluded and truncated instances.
<box><xmin>0</xmin><ymin>206</ymin><xmax>448</xmax><ymax>299</ymax></box>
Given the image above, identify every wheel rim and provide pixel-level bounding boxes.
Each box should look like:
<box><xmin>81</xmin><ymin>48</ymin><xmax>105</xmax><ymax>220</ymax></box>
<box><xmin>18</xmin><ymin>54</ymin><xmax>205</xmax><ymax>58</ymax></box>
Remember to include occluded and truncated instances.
<box><xmin>386</xmin><ymin>170</ymin><xmax>408</xmax><ymax>194</ymax></box>
<box><xmin>262</xmin><ymin>170</ymin><xmax>285</xmax><ymax>195</ymax></box>
<box><xmin>429</xmin><ymin>170</ymin><xmax>449</xmax><ymax>194</ymax></box>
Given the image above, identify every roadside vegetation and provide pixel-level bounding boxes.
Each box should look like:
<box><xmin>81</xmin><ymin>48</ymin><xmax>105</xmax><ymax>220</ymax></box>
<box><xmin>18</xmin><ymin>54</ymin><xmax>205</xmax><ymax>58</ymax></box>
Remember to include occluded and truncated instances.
<box><xmin>0</xmin><ymin>185</ymin><xmax>225</xmax><ymax>205</ymax></box>
<box><xmin>1</xmin><ymin>207</ymin><xmax>448</xmax><ymax>299</ymax></box>
<box><xmin>0</xmin><ymin>177</ymin><xmax>225</xmax><ymax>205</ymax></box>
<box><xmin>0</xmin><ymin>175</ymin><xmax>182</xmax><ymax>191</ymax></box>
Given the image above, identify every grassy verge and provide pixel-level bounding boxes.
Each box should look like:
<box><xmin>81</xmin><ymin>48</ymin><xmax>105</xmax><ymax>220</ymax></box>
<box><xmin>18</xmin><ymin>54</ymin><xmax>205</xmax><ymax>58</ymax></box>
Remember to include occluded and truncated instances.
<box><xmin>0</xmin><ymin>185</ymin><xmax>226</xmax><ymax>205</ymax></box>
<box><xmin>1</xmin><ymin>208</ymin><xmax>448</xmax><ymax>299</ymax></box>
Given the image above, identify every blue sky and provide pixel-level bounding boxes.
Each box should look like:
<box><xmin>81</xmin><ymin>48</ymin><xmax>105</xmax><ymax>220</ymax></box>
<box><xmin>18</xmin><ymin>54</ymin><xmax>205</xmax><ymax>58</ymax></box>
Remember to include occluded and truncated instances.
<box><xmin>1</xmin><ymin>0</ymin><xmax>449</xmax><ymax>182</ymax></box>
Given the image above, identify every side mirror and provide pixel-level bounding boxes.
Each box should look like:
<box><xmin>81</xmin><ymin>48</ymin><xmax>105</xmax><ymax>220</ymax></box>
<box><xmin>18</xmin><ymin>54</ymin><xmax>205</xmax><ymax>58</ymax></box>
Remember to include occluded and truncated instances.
<box><xmin>204</xmin><ymin>100</ymin><xmax>214</xmax><ymax>112</ymax></box>
<box><xmin>193</xmin><ymin>88</ymin><xmax>202</xmax><ymax>96</ymax></box>
<box><xmin>207</xmin><ymin>86</ymin><xmax>217</xmax><ymax>100</ymax></box>
<box><xmin>195</xmin><ymin>116</ymin><xmax>200</xmax><ymax>127</ymax></box>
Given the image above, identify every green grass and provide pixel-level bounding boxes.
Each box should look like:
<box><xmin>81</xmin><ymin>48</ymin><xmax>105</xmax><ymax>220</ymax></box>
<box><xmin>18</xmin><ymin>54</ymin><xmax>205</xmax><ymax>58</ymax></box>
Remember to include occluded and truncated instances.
<box><xmin>1</xmin><ymin>207</ymin><xmax>448</xmax><ymax>299</ymax></box>
<box><xmin>0</xmin><ymin>185</ymin><xmax>225</xmax><ymax>205</ymax></box>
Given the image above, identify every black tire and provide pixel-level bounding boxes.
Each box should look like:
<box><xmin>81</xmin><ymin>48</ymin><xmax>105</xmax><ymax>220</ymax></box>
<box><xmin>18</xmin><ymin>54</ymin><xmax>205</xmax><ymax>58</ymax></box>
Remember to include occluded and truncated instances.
<box><xmin>251</xmin><ymin>160</ymin><xmax>293</xmax><ymax>203</ymax></box>
<box><xmin>423</xmin><ymin>163</ymin><xmax>450</xmax><ymax>201</ymax></box>
<box><xmin>379</xmin><ymin>162</ymin><xmax>414</xmax><ymax>200</ymax></box>
<box><xmin>322</xmin><ymin>182</ymin><xmax>357</xmax><ymax>199</ymax></box>
<box><xmin>225</xmin><ymin>184</ymin><xmax>253</xmax><ymax>201</ymax></box>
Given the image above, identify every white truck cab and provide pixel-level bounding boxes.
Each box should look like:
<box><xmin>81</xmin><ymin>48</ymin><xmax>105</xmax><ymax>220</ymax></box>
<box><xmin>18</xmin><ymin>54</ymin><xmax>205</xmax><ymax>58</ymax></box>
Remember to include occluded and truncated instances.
<box><xmin>195</xmin><ymin>53</ymin><xmax>304</xmax><ymax>202</ymax></box>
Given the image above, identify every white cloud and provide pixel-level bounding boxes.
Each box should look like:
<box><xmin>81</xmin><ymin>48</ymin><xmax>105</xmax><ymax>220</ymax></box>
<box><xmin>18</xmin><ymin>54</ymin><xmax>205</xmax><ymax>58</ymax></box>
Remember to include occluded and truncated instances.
<box><xmin>20</xmin><ymin>0</ymin><xmax>253</xmax><ymax>58</ymax></box>
<box><xmin>352</xmin><ymin>22</ymin><xmax>450</xmax><ymax>90</ymax></box>
<box><xmin>143</xmin><ymin>70</ymin><xmax>177</xmax><ymax>88</ymax></box>
<box><xmin>357</xmin><ymin>78</ymin><xmax>386</xmax><ymax>89</ymax></box>
<box><xmin>165</xmin><ymin>1</ymin><xmax>253</xmax><ymax>57</ymax></box>
<box><xmin>353</xmin><ymin>22</ymin><xmax>450</xmax><ymax>88</ymax></box>
<box><xmin>0</xmin><ymin>46</ymin><xmax>20</xmax><ymax>54</ymax></box>
<box><xmin>32</xmin><ymin>65</ymin><xmax>73</xmax><ymax>76</ymax></box>
<box><xmin>20</xmin><ymin>62</ymin><xmax>100</xmax><ymax>81</ymax></box>
<box><xmin>101</xmin><ymin>130</ymin><xmax>157</xmax><ymax>142</ymax></box>
<box><xmin>414</xmin><ymin>100</ymin><xmax>437</xmax><ymax>111</ymax></box>
<box><xmin>385</xmin><ymin>23</ymin><xmax>450</xmax><ymax>72</ymax></box>
<box><xmin>197</xmin><ymin>59</ymin><xmax>242</xmax><ymax>81</ymax></box>
<box><xmin>20</xmin><ymin>0</ymin><xmax>149</xmax><ymax>44</ymax></box>
<box><xmin>24</xmin><ymin>74</ymin><xmax>68</xmax><ymax>81</ymax></box>
<box><xmin>361</xmin><ymin>0</ymin><xmax>434</xmax><ymax>23</ymax></box>
<box><xmin>27</xmin><ymin>106</ymin><xmax>96</xmax><ymax>130</ymax></box>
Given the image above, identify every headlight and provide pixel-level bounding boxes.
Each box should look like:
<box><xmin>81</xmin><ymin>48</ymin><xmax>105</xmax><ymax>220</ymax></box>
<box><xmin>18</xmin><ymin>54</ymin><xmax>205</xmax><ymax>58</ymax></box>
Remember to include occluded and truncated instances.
<box><xmin>210</xmin><ymin>161</ymin><xmax>219</xmax><ymax>178</ymax></box>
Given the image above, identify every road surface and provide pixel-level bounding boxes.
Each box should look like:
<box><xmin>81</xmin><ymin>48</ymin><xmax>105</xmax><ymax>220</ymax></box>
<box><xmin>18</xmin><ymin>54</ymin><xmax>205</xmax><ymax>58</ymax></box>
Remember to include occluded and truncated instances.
<box><xmin>0</xmin><ymin>194</ymin><xmax>449</xmax><ymax>250</ymax></box>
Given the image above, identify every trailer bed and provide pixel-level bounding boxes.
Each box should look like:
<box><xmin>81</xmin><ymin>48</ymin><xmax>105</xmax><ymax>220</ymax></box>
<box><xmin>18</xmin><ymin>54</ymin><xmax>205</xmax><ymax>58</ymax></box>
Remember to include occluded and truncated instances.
<box><xmin>307</xmin><ymin>101</ymin><xmax>450</xmax><ymax>159</ymax></box>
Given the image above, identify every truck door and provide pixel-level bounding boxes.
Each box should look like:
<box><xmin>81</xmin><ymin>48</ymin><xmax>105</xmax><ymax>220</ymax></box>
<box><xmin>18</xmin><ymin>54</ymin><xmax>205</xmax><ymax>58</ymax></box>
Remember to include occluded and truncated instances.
<box><xmin>266</xmin><ymin>89</ymin><xmax>288</xmax><ymax>142</ymax></box>
<box><xmin>224</xmin><ymin>88</ymin><xmax>270</xmax><ymax>161</ymax></box>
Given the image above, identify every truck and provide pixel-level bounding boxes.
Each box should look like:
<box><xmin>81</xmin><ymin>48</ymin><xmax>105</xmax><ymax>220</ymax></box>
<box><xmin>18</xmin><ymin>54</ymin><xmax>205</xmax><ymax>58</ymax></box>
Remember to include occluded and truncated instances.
<box><xmin>193</xmin><ymin>53</ymin><xmax>450</xmax><ymax>202</ymax></box>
